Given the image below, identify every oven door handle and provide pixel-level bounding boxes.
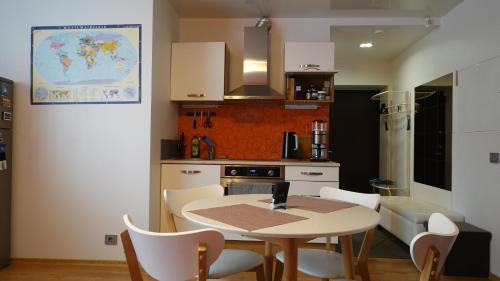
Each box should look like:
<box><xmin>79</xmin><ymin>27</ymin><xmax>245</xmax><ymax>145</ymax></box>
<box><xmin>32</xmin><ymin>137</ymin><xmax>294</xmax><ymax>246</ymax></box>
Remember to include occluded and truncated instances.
<box><xmin>180</xmin><ymin>170</ymin><xmax>201</xmax><ymax>175</ymax></box>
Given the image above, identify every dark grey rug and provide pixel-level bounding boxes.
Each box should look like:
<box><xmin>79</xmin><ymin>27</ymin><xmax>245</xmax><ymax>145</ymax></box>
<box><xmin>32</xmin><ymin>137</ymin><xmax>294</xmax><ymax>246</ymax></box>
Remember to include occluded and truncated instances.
<box><xmin>336</xmin><ymin>226</ymin><xmax>410</xmax><ymax>259</ymax></box>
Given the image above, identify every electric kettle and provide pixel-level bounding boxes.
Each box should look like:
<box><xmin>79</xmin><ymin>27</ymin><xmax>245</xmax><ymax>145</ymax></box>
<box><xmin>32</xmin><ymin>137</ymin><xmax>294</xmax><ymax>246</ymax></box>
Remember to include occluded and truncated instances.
<box><xmin>282</xmin><ymin>132</ymin><xmax>298</xmax><ymax>159</ymax></box>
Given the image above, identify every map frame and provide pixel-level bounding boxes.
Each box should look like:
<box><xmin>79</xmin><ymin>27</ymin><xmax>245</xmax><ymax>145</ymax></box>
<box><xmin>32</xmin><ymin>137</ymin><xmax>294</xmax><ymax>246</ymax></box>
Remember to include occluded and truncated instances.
<box><xmin>30</xmin><ymin>24</ymin><xmax>142</xmax><ymax>105</ymax></box>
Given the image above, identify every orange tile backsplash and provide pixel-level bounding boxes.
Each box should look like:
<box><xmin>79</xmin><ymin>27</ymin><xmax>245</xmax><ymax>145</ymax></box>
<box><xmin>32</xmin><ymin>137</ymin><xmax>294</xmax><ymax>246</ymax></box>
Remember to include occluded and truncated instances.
<box><xmin>178</xmin><ymin>103</ymin><xmax>329</xmax><ymax>160</ymax></box>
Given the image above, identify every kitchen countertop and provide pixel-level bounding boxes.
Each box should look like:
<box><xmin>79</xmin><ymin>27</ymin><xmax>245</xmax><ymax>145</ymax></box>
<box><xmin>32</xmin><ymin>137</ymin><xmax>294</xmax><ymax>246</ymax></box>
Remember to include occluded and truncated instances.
<box><xmin>160</xmin><ymin>159</ymin><xmax>340</xmax><ymax>167</ymax></box>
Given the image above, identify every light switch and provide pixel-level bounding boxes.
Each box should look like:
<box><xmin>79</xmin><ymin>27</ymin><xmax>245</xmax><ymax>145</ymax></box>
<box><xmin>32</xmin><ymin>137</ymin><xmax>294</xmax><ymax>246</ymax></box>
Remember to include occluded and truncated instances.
<box><xmin>490</xmin><ymin>152</ymin><xmax>499</xmax><ymax>164</ymax></box>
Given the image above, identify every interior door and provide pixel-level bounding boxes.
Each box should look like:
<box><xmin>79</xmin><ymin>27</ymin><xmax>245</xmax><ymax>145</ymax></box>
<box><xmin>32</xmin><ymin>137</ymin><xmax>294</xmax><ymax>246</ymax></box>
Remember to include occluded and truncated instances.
<box><xmin>330</xmin><ymin>90</ymin><xmax>380</xmax><ymax>193</ymax></box>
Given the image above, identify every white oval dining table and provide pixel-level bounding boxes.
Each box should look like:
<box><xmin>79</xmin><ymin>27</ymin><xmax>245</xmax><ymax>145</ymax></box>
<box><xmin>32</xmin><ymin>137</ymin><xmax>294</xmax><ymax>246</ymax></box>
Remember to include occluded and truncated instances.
<box><xmin>182</xmin><ymin>194</ymin><xmax>380</xmax><ymax>281</ymax></box>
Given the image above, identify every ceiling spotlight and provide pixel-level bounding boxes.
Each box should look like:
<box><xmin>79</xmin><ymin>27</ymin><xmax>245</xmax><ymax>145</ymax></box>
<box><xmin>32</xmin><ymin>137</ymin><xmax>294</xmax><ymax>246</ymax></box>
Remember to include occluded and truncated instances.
<box><xmin>360</xmin><ymin>42</ymin><xmax>373</xmax><ymax>48</ymax></box>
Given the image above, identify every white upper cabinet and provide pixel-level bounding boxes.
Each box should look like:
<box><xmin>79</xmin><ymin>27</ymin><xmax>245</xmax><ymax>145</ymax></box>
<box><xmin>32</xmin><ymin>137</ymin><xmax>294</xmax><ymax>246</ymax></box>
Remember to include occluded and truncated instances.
<box><xmin>284</xmin><ymin>42</ymin><xmax>335</xmax><ymax>73</ymax></box>
<box><xmin>170</xmin><ymin>42</ymin><xmax>227</xmax><ymax>101</ymax></box>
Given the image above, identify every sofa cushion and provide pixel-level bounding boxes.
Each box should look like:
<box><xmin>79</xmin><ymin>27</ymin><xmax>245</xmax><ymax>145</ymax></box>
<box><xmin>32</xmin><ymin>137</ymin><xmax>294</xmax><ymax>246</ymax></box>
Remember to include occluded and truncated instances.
<box><xmin>380</xmin><ymin>196</ymin><xmax>464</xmax><ymax>224</ymax></box>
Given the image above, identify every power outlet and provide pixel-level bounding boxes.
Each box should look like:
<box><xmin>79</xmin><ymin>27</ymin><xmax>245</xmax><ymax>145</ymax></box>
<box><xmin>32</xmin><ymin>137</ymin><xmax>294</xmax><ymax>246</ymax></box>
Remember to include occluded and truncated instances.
<box><xmin>105</xmin><ymin>234</ymin><xmax>118</xmax><ymax>245</ymax></box>
<box><xmin>490</xmin><ymin>153</ymin><xmax>499</xmax><ymax>164</ymax></box>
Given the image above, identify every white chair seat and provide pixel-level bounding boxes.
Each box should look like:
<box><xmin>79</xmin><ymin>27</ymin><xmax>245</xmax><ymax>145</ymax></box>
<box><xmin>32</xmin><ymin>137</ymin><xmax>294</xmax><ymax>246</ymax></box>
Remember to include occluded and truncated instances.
<box><xmin>276</xmin><ymin>248</ymin><xmax>346</xmax><ymax>279</ymax></box>
<box><xmin>209</xmin><ymin>249</ymin><xmax>264</xmax><ymax>278</ymax></box>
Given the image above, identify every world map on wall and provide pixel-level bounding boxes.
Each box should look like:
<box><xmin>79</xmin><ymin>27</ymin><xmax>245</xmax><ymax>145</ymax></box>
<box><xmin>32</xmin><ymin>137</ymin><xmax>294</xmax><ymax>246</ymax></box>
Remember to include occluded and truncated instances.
<box><xmin>31</xmin><ymin>25</ymin><xmax>141</xmax><ymax>104</ymax></box>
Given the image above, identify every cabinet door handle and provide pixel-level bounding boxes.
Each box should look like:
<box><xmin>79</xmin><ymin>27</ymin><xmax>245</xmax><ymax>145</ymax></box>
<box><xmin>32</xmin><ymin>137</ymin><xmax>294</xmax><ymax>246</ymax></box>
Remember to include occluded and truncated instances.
<box><xmin>299</xmin><ymin>64</ymin><xmax>320</xmax><ymax>70</ymax></box>
<box><xmin>180</xmin><ymin>170</ymin><xmax>201</xmax><ymax>175</ymax></box>
<box><xmin>301</xmin><ymin>171</ymin><xmax>323</xmax><ymax>176</ymax></box>
<box><xmin>187</xmin><ymin>93</ymin><xmax>206</xmax><ymax>98</ymax></box>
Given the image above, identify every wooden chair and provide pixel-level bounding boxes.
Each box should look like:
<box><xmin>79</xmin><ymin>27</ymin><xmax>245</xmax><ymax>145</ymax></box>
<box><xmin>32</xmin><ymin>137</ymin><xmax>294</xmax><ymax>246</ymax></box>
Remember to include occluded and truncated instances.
<box><xmin>274</xmin><ymin>187</ymin><xmax>381</xmax><ymax>281</ymax></box>
<box><xmin>410</xmin><ymin>212</ymin><xmax>459</xmax><ymax>281</ymax></box>
<box><xmin>164</xmin><ymin>185</ymin><xmax>265</xmax><ymax>281</ymax></box>
<box><xmin>121</xmin><ymin>214</ymin><xmax>228</xmax><ymax>281</ymax></box>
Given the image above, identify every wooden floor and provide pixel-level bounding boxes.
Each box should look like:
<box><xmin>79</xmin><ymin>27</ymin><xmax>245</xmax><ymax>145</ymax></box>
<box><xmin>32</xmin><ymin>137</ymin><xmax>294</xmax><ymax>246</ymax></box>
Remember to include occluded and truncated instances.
<box><xmin>0</xmin><ymin>241</ymin><xmax>493</xmax><ymax>281</ymax></box>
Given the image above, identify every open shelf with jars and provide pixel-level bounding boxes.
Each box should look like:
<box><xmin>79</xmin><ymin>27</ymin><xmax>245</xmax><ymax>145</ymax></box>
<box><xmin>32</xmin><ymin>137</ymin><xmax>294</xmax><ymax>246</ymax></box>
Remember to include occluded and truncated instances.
<box><xmin>285</xmin><ymin>73</ymin><xmax>335</xmax><ymax>104</ymax></box>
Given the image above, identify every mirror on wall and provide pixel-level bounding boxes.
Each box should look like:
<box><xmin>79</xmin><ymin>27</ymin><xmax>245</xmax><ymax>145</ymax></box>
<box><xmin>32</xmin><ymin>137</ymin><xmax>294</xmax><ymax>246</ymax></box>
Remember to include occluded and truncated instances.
<box><xmin>414</xmin><ymin>73</ymin><xmax>453</xmax><ymax>191</ymax></box>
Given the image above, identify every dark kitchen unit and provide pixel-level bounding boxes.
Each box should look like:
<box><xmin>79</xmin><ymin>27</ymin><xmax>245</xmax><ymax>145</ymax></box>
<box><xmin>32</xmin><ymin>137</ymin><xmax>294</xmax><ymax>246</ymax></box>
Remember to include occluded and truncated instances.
<box><xmin>0</xmin><ymin>77</ymin><xmax>13</xmax><ymax>269</ymax></box>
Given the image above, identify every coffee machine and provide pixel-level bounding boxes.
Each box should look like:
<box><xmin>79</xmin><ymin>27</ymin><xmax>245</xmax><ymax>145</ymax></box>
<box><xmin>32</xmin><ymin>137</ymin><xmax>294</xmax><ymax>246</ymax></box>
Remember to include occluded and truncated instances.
<box><xmin>311</xmin><ymin>120</ymin><xmax>328</xmax><ymax>161</ymax></box>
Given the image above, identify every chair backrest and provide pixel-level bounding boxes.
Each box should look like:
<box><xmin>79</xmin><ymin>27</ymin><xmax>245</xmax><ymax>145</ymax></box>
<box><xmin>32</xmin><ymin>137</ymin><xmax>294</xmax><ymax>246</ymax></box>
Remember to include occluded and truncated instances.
<box><xmin>164</xmin><ymin>184</ymin><xmax>224</xmax><ymax>231</ymax></box>
<box><xmin>319</xmin><ymin>186</ymin><xmax>381</xmax><ymax>281</ymax></box>
<box><xmin>410</xmin><ymin>213</ymin><xmax>459</xmax><ymax>275</ymax></box>
<box><xmin>123</xmin><ymin>214</ymin><xmax>225</xmax><ymax>281</ymax></box>
<box><xmin>319</xmin><ymin>186</ymin><xmax>381</xmax><ymax>210</ymax></box>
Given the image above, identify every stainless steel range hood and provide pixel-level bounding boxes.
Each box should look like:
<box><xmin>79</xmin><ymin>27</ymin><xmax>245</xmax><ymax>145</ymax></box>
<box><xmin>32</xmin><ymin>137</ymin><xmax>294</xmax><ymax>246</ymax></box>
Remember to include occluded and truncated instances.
<box><xmin>224</xmin><ymin>20</ymin><xmax>284</xmax><ymax>100</ymax></box>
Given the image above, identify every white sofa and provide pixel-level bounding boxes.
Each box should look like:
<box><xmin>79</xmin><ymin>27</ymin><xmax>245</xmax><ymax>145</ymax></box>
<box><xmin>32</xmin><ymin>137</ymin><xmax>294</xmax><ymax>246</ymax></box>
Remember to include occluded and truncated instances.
<box><xmin>379</xmin><ymin>196</ymin><xmax>464</xmax><ymax>245</ymax></box>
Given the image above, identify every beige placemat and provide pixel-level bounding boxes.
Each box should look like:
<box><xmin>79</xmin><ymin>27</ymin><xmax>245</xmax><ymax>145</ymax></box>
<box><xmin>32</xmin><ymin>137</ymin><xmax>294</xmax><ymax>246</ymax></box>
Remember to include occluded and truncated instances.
<box><xmin>260</xmin><ymin>195</ymin><xmax>357</xmax><ymax>213</ymax></box>
<box><xmin>188</xmin><ymin>203</ymin><xmax>308</xmax><ymax>231</ymax></box>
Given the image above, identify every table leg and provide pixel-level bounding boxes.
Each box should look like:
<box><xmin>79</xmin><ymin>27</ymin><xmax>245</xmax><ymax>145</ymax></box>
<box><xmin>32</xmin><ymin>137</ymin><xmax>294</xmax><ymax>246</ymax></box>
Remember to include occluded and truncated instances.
<box><xmin>358</xmin><ymin>228</ymin><xmax>377</xmax><ymax>281</ymax></box>
<box><xmin>282</xmin><ymin>238</ymin><xmax>298</xmax><ymax>281</ymax></box>
<box><xmin>264</xmin><ymin>241</ymin><xmax>273</xmax><ymax>281</ymax></box>
<box><xmin>340</xmin><ymin>235</ymin><xmax>355</xmax><ymax>280</ymax></box>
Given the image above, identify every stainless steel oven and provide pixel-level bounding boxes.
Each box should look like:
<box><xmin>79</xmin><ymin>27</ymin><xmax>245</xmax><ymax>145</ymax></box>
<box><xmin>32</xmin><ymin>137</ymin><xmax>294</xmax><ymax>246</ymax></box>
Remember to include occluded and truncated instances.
<box><xmin>220</xmin><ymin>165</ymin><xmax>285</xmax><ymax>195</ymax></box>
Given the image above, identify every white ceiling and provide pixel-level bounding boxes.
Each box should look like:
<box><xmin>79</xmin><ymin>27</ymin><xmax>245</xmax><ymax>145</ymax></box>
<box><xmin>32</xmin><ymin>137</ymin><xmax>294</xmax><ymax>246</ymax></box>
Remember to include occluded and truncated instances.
<box><xmin>168</xmin><ymin>0</ymin><xmax>464</xmax><ymax>18</ymax></box>
<box><xmin>332</xmin><ymin>25</ymin><xmax>436</xmax><ymax>61</ymax></box>
<box><xmin>169</xmin><ymin>0</ymin><xmax>464</xmax><ymax>62</ymax></box>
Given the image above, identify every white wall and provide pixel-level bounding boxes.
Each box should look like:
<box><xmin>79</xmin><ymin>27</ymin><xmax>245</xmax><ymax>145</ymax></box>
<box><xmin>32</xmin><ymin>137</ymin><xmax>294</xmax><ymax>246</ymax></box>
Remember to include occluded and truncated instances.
<box><xmin>392</xmin><ymin>0</ymin><xmax>500</xmax><ymax>275</ymax></box>
<box><xmin>149</xmin><ymin>0</ymin><xmax>179</xmax><ymax>231</ymax></box>
<box><xmin>335</xmin><ymin>58</ymin><xmax>391</xmax><ymax>86</ymax></box>
<box><xmin>0</xmin><ymin>0</ymin><xmax>154</xmax><ymax>260</ymax></box>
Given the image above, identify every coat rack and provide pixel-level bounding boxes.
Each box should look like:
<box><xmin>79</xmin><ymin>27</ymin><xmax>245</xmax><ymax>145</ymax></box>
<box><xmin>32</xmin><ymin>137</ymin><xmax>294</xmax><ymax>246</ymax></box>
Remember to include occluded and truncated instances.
<box><xmin>370</xmin><ymin>91</ymin><xmax>411</xmax><ymax>116</ymax></box>
<box><xmin>370</xmin><ymin>90</ymin><xmax>411</xmax><ymax>196</ymax></box>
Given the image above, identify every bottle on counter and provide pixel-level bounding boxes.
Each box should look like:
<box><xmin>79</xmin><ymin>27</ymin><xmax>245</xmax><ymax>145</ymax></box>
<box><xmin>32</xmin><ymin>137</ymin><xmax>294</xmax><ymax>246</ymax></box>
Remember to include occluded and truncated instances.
<box><xmin>191</xmin><ymin>135</ymin><xmax>200</xmax><ymax>158</ymax></box>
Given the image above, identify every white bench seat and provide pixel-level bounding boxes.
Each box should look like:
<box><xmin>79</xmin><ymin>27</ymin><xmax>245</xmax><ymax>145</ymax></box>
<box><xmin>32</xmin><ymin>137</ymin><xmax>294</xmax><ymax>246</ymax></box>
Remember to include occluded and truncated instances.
<box><xmin>379</xmin><ymin>196</ymin><xmax>464</xmax><ymax>245</ymax></box>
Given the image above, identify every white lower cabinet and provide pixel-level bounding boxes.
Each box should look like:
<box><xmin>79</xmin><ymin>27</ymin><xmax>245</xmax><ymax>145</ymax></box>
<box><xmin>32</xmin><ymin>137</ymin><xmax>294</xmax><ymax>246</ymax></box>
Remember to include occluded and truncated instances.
<box><xmin>285</xmin><ymin>166</ymin><xmax>339</xmax><ymax>196</ymax></box>
<box><xmin>288</xmin><ymin>181</ymin><xmax>339</xmax><ymax>196</ymax></box>
<box><xmin>285</xmin><ymin>165</ymin><xmax>340</xmax><ymax>243</ymax></box>
<box><xmin>161</xmin><ymin>164</ymin><xmax>220</xmax><ymax>189</ymax></box>
<box><xmin>160</xmin><ymin>164</ymin><xmax>220</xmax><ymax>232</ymax></box>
